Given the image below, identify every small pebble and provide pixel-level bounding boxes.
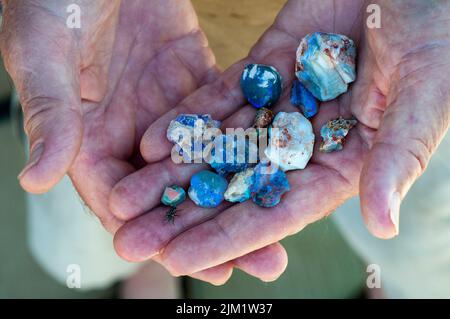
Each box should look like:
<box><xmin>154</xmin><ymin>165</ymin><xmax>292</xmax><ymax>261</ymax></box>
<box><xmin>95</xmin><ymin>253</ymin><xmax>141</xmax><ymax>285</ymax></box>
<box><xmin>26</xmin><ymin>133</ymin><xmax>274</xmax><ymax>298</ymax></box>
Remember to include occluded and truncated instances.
<box><xmin>241</xmin><ymin>64</ymin><xmax>283</xmax><ymax>108</ymax></box>
<box><xmin>265</xmin><ymin>112</ymin><xmax>315</xmax><ymax>171</ymax></box>
<box><xmin>251</xmin><ymin>162</ymin><xmax>290</xmax><ymax>208</ymax></box>
<box><xmin>188</xmin><ymin>170</ymin><xmax>228</xmax><ymax>208</ymax></box>
<box><xmin>295</xmin><ymin>32</ymin><xmax>356</xmax><ymax>101</ymax></box>
<box><xmin>290</xmin><ymin>79</ymin><xmax>318</xmax><ymax>118</ymax></box>
<box><xmin>224</xmin><ymin>167</ymin><xmax>255</xmax><ymax>203</ymax></box>
<box><xmin>253</xmin><ymin>107</ymin><xmax>274</xmax><ymax>128</ymax></box>
<box><xmin>320</xmin><ymin>117</ymin><xmax>357</xmax><ymax>153</ymax></box>
<box><xmin>161</xmin><ymin>185</ymin><xmax>186</xmax><ymax>207</ymax></box>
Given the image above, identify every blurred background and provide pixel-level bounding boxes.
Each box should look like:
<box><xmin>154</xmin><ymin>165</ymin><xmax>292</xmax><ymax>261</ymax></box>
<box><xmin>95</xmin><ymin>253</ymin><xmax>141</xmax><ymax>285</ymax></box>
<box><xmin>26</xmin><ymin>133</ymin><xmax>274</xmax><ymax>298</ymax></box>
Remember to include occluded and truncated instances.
<box><xmin>0</xmin><ymin>0</ymin><xmax>368</xmax><ymax>298</ymax></box>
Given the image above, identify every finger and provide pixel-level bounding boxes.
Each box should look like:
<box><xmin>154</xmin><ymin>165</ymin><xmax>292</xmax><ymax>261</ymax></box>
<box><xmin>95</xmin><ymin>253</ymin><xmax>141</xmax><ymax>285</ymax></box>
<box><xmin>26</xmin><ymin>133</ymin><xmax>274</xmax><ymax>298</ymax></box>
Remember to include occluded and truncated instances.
<box><xmin>188</xmin><ymin>243</ymin><xmax>288</xmax><ymax>284</ymax></box>
<box><xmin>109</xmin><ymin>161</ymin><xmax>207</xmax><ymax>221</ymax></box>
<box><xmin>189</xmin><ymin>262</ymin><xmax>234</xmax><ymax>286</ymax></box>
<box><xmin>348</xmin><ymin>38</ymin><xmax>388</xmax><ymax>130</ymax></box>
<box><xmin>0</xmin><ymin>3</ymin><xmax>82</xmax><ymax>194</ymax></box>
<box><xmin>233</xmin><ymin>242</ymin><xmax>288</xmax><ymax>282</ymax></box>
<box><xmin>155</xmin><ymin>242</ymin><xmax>287</xmax><ymax>285</ymax></box>
<box><xmin>360</xmin><ymin>64</ymin><xmax>450</xmax><ymax>239</ymax></box>
<box><xmin>114</xmin><ymin>201</ymin><xmax>231</xmax><ymax>261</ymax></box>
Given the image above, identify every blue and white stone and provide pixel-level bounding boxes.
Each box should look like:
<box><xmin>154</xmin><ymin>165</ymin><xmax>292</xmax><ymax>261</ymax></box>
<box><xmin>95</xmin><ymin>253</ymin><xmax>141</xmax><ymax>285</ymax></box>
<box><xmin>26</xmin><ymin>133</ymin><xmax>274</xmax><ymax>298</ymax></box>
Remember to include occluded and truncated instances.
<box><xmin>290</xmin><ymin>79</ymin><xmax>319</xmax><ymax>118</ymax></box>
<box><xmin>295</xmin><ymin>32</ymin><xmax>356</xmax><ymax>101</ymax></box>
<box><xmin>251</xmin><ymin>162</ymin><xmax>290</xmax><ymax>208</ymax></box>
<box><xmin>264</xmin><ymin>112</ymin><xmax>315</xmax><ymax>171</ymax></box>
<box><xmin>241</xmin><ymin>64</ymin><xmax>283</xmax><ymax>108</ymax></box>
<box><xmin>209</xmin><ymin>134</ymin><xmax>258</xmax><ymax>176</ymax></box>
<box><xmin>167</xmin><ymin>114</ymin><xmax>221</xmax><ymax>161</ymax></box>
<box><xmin>188</xmin><ymin>170</ymin><xmax>228</xmax><ymax>208</ymax></box>
<box><xmin>320</xmin><ymin>117</ymin><xmax>357</xmax><ymax>153</ymax></box>
<box><xmin>224</xmin><ymin>167</ymin><xmax>255</xmax><ymax>203</ymax></box>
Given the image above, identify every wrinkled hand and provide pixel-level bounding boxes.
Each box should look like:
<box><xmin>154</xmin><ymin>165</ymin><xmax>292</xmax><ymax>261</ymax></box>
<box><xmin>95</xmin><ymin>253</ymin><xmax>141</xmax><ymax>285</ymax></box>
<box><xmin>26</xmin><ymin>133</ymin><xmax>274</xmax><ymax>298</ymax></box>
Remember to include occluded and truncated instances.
<box><xmin>112</xmin><ymin>0</ymin><xmax>450</xmax><ymax>279</ymax></box>
<box><xmin>0</xmin><ymin>0</ymin><xmax>287</xmax><ymax>284</ymax></box>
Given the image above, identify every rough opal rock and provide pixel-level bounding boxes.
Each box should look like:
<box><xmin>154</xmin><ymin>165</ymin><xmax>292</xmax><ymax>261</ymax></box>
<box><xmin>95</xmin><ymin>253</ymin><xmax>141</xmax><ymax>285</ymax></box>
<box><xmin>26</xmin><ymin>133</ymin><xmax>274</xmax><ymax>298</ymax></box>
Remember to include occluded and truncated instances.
<box><xmin>253</xmin><ymin>107</ymin><xmax>274</xmax><ymax>128</ymax></box>
<box><xmin>188</xmin><ymin>170</ymin><xmax>228</xmax><ymax>208</ymax></box>
<box><xmin>320</xmin><ymin>117</ymin><xmax>357</xmax><ymax>153</ymax></box>
<box><xmin>290</xmin><ymin>79</ymin><xmax>319</xmax><ymax>118</ymax></box>
<box><xmin>295</xmin><ymin>32</ymin><xmax>356</xmax><ymax>101</ymax></box>
<box><xmin>224</xmin><ymin>167</ymin><xmax>255</xmax><ymax>203</ymax></box>
<box><xmin>161</xmin><ymin>185</ymin><xmax>186</xmax><ymax>207</ymax></box>
<box><xmin>264</xmin><ymin>112</ymin><xmax>315</xmax><ymax>171</ymax></box>
<box><xmin>209</xmin><ymin>134</ymin><xmax>258</xmax><ymax>176</ymax></box>
<box><xmin>251</xmin><ymin>162</ymin><xmax>290</xmax><ymax>208</ymax></box>
<box><xmin>241</xmin><ymin>64</ymin><xmax>283</xmax><ymax>108</ymax></box>
<box><xmin>167</xmin><ymin>114</ymin><xmax>221</xmax><ymax>161</ymax></box>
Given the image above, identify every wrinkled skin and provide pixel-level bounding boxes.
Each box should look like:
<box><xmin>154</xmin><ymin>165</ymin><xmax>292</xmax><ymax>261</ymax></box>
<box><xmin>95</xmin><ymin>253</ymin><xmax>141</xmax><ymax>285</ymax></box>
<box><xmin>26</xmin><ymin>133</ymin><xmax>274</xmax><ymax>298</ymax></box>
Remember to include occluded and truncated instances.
<box><xmin>1</xmin><ymin>0</ymin><xmax>288</xmax><ymax>285</ymax></box>
<box><xmin>111</xmin><ymin>0</ymin><xmax>450</xmax><ymax>277</ymax></box>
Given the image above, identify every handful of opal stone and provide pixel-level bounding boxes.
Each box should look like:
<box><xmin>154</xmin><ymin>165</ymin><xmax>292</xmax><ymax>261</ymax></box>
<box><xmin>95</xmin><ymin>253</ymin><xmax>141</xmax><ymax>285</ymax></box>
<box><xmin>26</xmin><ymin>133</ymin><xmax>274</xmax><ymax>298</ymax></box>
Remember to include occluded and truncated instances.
<box><xmin>161</xmin><ymin>32</ymin><xmax>357</xmax><ymax>222</ymax></box>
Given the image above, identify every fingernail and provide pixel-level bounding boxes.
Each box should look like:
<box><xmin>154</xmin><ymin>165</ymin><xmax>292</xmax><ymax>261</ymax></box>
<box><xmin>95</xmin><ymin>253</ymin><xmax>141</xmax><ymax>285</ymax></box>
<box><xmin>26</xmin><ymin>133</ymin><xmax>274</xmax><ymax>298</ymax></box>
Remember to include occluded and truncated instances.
<box><xmin>389</xmin><ymin>191</ymin><xmax>401</xmax><ymax>236</ymax></box>
<box><xmin>18</xmin><ymin>142</ymin><xmax>45</xmax><ymax>179</ymax></box>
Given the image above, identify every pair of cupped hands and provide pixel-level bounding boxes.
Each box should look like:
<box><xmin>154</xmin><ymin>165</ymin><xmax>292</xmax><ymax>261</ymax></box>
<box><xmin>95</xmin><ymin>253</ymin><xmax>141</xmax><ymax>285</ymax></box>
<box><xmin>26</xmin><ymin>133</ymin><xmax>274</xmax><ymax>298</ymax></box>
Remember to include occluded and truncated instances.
<box><xmin>2</xmin><ymin>0</ymin><xmax>449</xmax><ymax>285</ymax></box>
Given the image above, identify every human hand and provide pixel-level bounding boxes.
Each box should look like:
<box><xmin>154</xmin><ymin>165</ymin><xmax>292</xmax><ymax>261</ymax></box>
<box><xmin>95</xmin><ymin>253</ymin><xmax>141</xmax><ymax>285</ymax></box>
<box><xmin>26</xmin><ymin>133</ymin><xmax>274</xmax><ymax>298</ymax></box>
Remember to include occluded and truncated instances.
<box><xmin>112</xmin><ymin>0</ymin><xmax>450</xmax><ymax>278</ymax></box>
<box><xmin>0</xmin><ymin>0</ymin><xmax>287</xmax><ymax>284</ymax></box>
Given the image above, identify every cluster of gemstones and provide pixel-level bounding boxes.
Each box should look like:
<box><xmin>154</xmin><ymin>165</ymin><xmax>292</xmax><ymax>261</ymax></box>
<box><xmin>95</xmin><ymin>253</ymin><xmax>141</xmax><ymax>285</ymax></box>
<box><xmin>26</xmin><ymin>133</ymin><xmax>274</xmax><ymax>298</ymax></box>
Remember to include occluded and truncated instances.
<box><xmin>161</xmin><ymin>32</ymin><xmax>358</xmax><ymax>221</ymax></box>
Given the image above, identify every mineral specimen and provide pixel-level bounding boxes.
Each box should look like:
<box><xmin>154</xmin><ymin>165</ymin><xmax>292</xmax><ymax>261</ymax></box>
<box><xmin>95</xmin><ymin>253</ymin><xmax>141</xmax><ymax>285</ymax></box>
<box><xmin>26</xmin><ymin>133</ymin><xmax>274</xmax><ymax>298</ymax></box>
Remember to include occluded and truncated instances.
<box><xmin>209</xmin><ymin>134</ymin><xmax>258</xmax><ymax>176</ymax></box>
<box><xmin>264</xmin><ymin>112</ymin><xmax>315</xmax><ymax>171</ymax></box>
<box><xmin>167</xmin><ymin>114</ymin><xmax>221</xmax><ymax>161</ymax></box>
<box><xmin>290</xmin><ymin>79</ymin><xmax>318</xmax><ymax>118</ymax></box>
<box><xmin>188</xmin><ymin>170</ymin><xmax>228</xmax><ymax>208</ymax></box>
<box><xmin>253</xmin><ymin>107</ymin><xmax>274</xmax><ymax>128</ymax></box>
<box><xmin>319</xmin><ymin>117</ymin><xmax>357</xmax><ymax>153</ymax></box>
<box><xmin>295</xmin><ymin>32</ymin><xmax>356</xmax><ymax>101</ymax></box>
<box><xmin>224</xmin><ymin>167</ymin><xmax>255</xmax><ymax>203</ymax></box>
<box><xmin>241</xmin><ymin>64</ymin><xmax>283</xmax><ymax>108</ymax></box>
<box><xmin>251</xmin><ymin>162</ymin><xmax>290</xmax><ymax>208</ymax></box>
<box><xmin>161</xmin><ymin>185</ymin><xmax>186</xmax><ymax>207</ymax></box>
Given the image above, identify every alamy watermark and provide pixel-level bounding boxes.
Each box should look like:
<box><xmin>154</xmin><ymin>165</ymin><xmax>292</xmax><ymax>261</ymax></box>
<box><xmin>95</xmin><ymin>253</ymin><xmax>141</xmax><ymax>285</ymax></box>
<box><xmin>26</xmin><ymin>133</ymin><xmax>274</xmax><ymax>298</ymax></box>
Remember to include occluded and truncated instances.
<box><xmin>366</xmin><ymin>263</ymin><xmax>381</xmax><ymax>289</ymax></box>
<box><xmin>66</xmin><ymin>264</ymin><xmax>81</xmax><ymax>289</ymax></box>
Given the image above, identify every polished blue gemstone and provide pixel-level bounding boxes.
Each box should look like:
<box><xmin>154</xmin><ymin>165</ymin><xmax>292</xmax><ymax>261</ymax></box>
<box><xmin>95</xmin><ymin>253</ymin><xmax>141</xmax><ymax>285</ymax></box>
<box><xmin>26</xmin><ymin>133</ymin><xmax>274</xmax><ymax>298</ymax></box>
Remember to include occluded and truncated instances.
<box><xmin>241</xmin><ymin>64</ymin><xmax>283</xmax><ymax>108</ymax></box>
<box><xmin>290</xmin><ymin>79</ymin><xmax>318</xmax><ymax>118</ymax></box>
<box><xmin>188</xmin><ymin>170</ymin><xmax>228</xmax><ymax>208</ymax></box>
<box><xmin>250</xmin><ymin>162</ymin><xmax>290</xmax><ymax>208</ymax></box>
<box><xmin>209</xmin><ymin>134</ymin><xmax>258</xmax><ymax>176</ymax></box>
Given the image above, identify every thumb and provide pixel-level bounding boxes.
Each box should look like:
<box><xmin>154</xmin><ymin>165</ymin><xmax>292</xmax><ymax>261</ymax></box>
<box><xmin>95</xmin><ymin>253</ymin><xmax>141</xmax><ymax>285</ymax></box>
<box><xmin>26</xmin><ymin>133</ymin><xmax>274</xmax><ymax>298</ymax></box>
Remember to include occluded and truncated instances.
<box><xmin>1</xmin><ymin>3</ymin><xmax>82</xmax><ymax>194</ymax></box>
<box><xmin>360</xmin><ymin>66</ymin><xmax>450</xmax><ymax>239</ymax></box>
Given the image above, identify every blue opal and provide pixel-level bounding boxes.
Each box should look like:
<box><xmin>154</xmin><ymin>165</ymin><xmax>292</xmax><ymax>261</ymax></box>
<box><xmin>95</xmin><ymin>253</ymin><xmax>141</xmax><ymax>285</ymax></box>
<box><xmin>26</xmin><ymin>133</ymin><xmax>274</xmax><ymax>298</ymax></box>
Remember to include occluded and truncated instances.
<box><xmin>241</xmin><ymin>64</ymin><xmax>283</xmax><ymax>108</ymax></box>
<box><xmin>320</xmin><ymin>117</ymin><xmax>357</xmax><ymax>153</ymax></box>
<box><xmin>188</xmin><ymin>170</ymin><xmax>228</xmax><ymax>208</ymax></box>
<box><xmin>250</xmin><ymin>162</ymin><xmax>290</xmax><ymax>208</ymax></box>
<box><xmin>296</xmin><ymin>32</ymin><xmax>356</xmax><ymax>101</ymax></box>
<box><xmin>209</xmin><ymin>134</ymin><xmax>258</xmax><ymax>176</ymax></box>
<box><xmin>290</xmin><ymin>79</ymin><xmax>319</xmax><ymax>118</ymax></box>
<box><xmin>161</xmin><ymin>185</ymin><xmax>186</xmax><ymax>207</ymax></box>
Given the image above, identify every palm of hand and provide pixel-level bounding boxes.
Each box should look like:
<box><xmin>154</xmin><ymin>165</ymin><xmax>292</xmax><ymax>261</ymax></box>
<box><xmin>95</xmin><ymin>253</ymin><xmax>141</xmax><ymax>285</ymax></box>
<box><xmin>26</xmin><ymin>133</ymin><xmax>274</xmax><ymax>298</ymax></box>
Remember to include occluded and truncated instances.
<box><xmin>68</xmin><ymin>0</ymin><xmax>218</xmax><ymax>232</ymax></box>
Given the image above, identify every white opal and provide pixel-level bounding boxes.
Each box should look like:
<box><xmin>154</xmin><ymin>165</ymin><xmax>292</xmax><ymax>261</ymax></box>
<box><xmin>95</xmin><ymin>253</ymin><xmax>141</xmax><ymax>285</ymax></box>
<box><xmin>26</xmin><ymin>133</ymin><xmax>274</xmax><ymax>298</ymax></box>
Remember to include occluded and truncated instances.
<box><xmin>264</xmin><ymin>112</ymin><xmax>315</xmax><ymax>171</ymax></box>
<box><xmin>224</xmin><ymin>167</ymin><xmax>255</xmax><ymax>203</ymax></box>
